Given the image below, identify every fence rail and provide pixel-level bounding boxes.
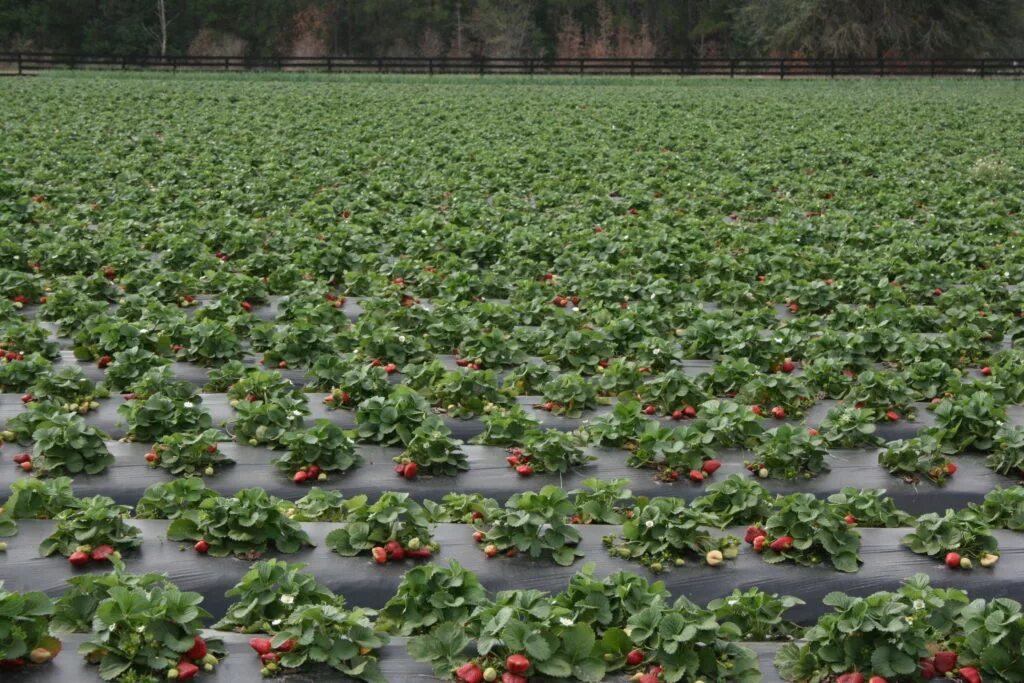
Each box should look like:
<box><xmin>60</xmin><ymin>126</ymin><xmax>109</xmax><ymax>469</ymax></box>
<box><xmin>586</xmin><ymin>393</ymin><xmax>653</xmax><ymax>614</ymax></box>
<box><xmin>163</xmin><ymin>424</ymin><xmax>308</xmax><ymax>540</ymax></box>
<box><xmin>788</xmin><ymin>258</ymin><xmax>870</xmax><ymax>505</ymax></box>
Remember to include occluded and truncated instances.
<box><xmin>1</xmin><ymin>53</ymin><xmax>1023</xmax><ymax>78</ymax></box>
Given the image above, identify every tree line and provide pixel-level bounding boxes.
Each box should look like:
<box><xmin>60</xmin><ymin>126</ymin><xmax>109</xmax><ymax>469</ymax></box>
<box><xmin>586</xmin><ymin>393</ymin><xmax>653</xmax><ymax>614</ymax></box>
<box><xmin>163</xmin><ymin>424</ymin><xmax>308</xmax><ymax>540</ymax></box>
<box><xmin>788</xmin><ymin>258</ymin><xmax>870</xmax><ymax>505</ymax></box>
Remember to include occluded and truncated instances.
<box><xmin>2</xmin><ymin>0</ymin><xmax>1022</xmax><ymax>60</ymax></box>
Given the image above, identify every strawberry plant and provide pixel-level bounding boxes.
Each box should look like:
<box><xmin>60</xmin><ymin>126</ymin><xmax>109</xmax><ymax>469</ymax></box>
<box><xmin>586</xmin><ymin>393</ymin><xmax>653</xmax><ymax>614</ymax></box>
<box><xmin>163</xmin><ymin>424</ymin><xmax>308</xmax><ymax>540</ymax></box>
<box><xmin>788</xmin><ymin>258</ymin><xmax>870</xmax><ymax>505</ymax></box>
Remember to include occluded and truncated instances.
<box><xmin>956</xmin><ymin>596</ymin><xmax>1024</xmax><ymax>682</ymax></box>
<box><xmin>775</xmin><ymin>574</ymin><xmax>969</xmax><ymax>682</ymax></box>
<box><xmin>569</xmin><ymin>478</ymin><xmax>633</xmax><ymax>524</ymax></box>
<box><xmin>576</xmin><ymin>399</ymin><xmax>651</xmax><ymax>447</ymax></box>
<box><xmin>31</xmin><ymin>411</ymin><xmax>114</xmax><ymax>475</ymax></box>
<box><xmin>802</xmin><ymin>357</ymin><xmax>856</xmax><ymax>399</ymax></box>
<box><xmin>50</xmin><ymin>558</ymin><xmax>174</xmax><ymax>632</ymax></box>
<box><xmin>513</xmin><ymin>428</ymin><xmax>593</xmax><ymax>475</ymax></box>
<box><xmin>691</xmin><ymin>474</ymin><xmax>774</xmax><ymax>527</ymax></box>
<box><xmin>119</xmin><ymin>393</ymin><xmax>212</xmax><ymax>442</ymax></box>
<box><xmin>759</xmin><ymin>493</ymin><xmax>862</xmax><ymax>573</ymax></box>
<box><xmin>232</xmin><ymin>396</ymin><xmax>308</xmax><ymax>447</ymax></box>
<box><xmin>355</xmin><ymin>386</ymin><xmax>431</xmax><ymax>445</ymax></box>
<box><xmin>377</xmin><ymin>560</ymin><xmax>488</xmax><ymax>636</ymax></box>
<box><xmin>539</xmin><ymin>371</ymin><xmax>599</xmax><ymax>417</ymax></box>
<box><xmin>0</xmin><ymin>476</ymin><xmax>78</xmax><ymax>536</ymax></box>
<box><xmin>472</xmin><ymin>404</ymin><xmax>540</xmax><ymax>446</ymax></box>
<box><xmin>201</xmin><ymin>359</ymin><xmax>248</xmax><ymax>392</ymax></box>
<box><xmin>879</xmin><ymin>434</ymin><xmax>958</xmax><ymax>485</ymax></box>
<box><xmin>0</xmin><ymin>583</ymin><xmax>60</xmax><ymax>669</ymax></box>
<box><xmin>964</xmin><ymin>486</ymin><xmax>1024</xmax><ymax>531</ymax></box>
<box><xmin>706</xmin><ymin>587</ymin><xmax>805</xmax><ymax>641</ymax></box>
<box><xmin>747</xmin><ymin>425</ymin><xmax>831</xmax><ymax>480</ymax></box>
<box><xmin>592</xmin><ymin>358</ymin><xmax>646</xmax><ymax>396</ymax></box>
<box><xmin>637</xmin><ymin>367</ymin><xmax>708</xmax><ymax>414</ymax></box>
<box><xmin>427</xmin><ymin>368</ymin><xmax>510</xmax><ymax>418</ymax></box>
<box><xmin>149</xmin><ymin>429</ymin><xmax>232</xmax><ymax>476</ymax></box>
<box><xmin>260</xmin><ymin>603</ymin><xmax>388</xmax><ymax>681</ymax></box>
<box><xmin>842</xmin><ymin>369</ymin><xmax>917</xmax><ymax>421</ymax></box>
<box><xmin>931</xmin><ymin>390</ymin><xmax>1007</xmax><ymax>452</ymax></box>
<box><xmin>902</xmin><ymin>509</ymin><xmax>1000</xmax><ymax>569</ymax></box>
<box><xmin>279</xmin><ymin>487</ymin><xmax>349</xmax><ymax>522</ymax></box>
<box><xmin>457</xmin><ymin>328</ymin><xmax>528</xmax><ymax>368</ymax></box>
<box><xmin>0</xmin><ymin>352</ymin><xmax>52</xmax><ymax>393</ymax></box>
<box><xmin>820</xmin><ymin>404</ymin><xmax>882</xmax><ymax>448</ymax></box>
<box><xmin>100</xmin><ymin>347</ymin><xmax>170</xmax><ymax>392</ymax></box>
<box><xmin>213</xmin><ymin>559</ymin><xmax>340</xmax><ymax>633</ymax></box>
<box><xmin>502</xmin><ymin>361</ymin><xmax>557</xmax><ymax>395</ymax></box>
<box><xmin>738</xmin><ymin>373</ymin><xmax>815</xmax><ymax>418</ymax></box>
<box><xmin>605</xmin><ymin>497</ymin><xmax>739</xmax><ymax>572</ymax></box>
<box><xmin>985</xmin><ymin>424</ymin><xmax>1024</xmax><ymax>478</ymax></box>
<box><xmin>78</xmin><ymin>583</ymin><xmax>223</xmax><ymax>682</ymax></box>
<box><xmin>30</xmin><ymin>365</ymin><xmax>107</xmax><ymax>412</ymax></box>
<box><xmin>38</xmin><ymin>495</ymin><xmax>142</xmax><ymax>561</ymax></box>
<box><xmin>324</xmin><ymin>492</ymin><xmax>437</xmax><ymax>561</ymax></box>
<box><xmin>313</xmin><ymin>356</ymin><xmax>389</xmax><ymax>400</ymax></box>
<box><xmin>167</xmin><ymin>487</ymin><xmax>313</xmax><ymax>558</ymax></box>
<box><xmin>478</xmin><ymin>486</ymin><xmax>583</xmax><ymax>566</ymax></box>
<box><xmin>552</xmin><ymin>564</ymin><xmax>670</xmax><ymax>631</ymax></box>
<box><xmin>276</xmin><ymin>420</ymin><xmax>361</xmax><ymax>482</ymax></box>
<box><xmin>627</xmin><ymin>423</ymin><xmax>716</xmax><ymax>481</ymax></box>
<box><xmin>423</xmin><ymin>493</ymin><xmax>501</xmax><ymax>524</ymax></box>
<box><xmin>258</xmin><ymin>319</ymin><xmax>340</xmax><ymax>368</ymax></box>
<box><xmin>542</xmin><ymin>326</ymin><xmax>613</xmax><ymax>370</ymax></box>
<box><xmin>227</xmin><ymin>369</ymin><xmax>303</xmax><ymax>403</ymax></box>
<box><xmin>825</xmin><ymin>487</ymin><xmax>914</xmax><ymax>528</ymax></box>
<box><xmin>178</xmin><ymin>318</ymin><xmax>244</xmax><ymax>365</ymax></box>
<box><xmin>692</xmin><ymin>398</ymin><xmax>764</xmax><ymax>448</ymax></box>
<box><xmin>135</xmin><ymin>478</ymin><xmax>219</xmax><ymax>520</ymax></box>
<box><xmin>393</xmin><ymin>416</ymin><xmax>467</xmax><ymax>477</ymax></box>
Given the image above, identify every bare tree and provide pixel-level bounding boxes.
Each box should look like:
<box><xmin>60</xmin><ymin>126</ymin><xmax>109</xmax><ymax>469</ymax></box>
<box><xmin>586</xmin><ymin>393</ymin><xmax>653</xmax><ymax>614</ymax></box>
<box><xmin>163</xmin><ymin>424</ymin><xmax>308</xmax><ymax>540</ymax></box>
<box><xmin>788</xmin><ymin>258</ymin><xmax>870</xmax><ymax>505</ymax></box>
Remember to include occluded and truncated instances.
<box><xmin>472</xmin><ymin>0</ymin><xmax>535</xmax><ymax>57</ymax></box>
<box><xmin>143</xmin><ymin>0</ymin><xmax>171</xmax><ymax>56</ymax></box>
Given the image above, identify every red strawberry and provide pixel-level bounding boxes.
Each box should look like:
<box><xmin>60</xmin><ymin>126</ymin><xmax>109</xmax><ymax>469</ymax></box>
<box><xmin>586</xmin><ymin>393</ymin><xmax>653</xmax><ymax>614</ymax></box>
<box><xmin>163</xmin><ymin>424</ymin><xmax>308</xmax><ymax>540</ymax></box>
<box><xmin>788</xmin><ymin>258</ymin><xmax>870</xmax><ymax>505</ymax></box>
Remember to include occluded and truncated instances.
<box><xmin>808</xmin><ymin>428</ymin><xmax>819</xmax><ymax>436</ymax></box>
<box><xmin>484</xmin><ymin>544</ymin><xmax>498</xmax><ymax>557</ymax></box>
<box><xmin>869</xmin><ymin>678</ymin><xmax>888</xmax><ymax>683</ymax></box>
<box><xmin>744</xmin><ymin>526</ymin><xmax>767</xmax><ymax>544</ymax></box>
<box><xmin>12</xmin><ymin>453</ymin><xmax>31</xmax><ymax>464</ymax></box>
<box><xmin>97</xmin><ymin>355</ymin><xmax>112</xmax><ymax>369</ymax></box>
<box><xmin>406</xmin><ymin>548</ymin><xmax>433</xmax><ymax>559</ymax></box>
<box><xmin>837</xmin><ymin>674</ymin><xmax>864</xmax><ymax>683</ymax></box>
<box><xmin>885</xmin><ymin>410</ymin><xmax>901</xmax><ymax>422</ymax></box>
<box><xmin>515</xmin><ymin>464</ymin><xmax>533</xmax><ymax>476</ymax></box>
<box><xmin>69</xmin><ymin>550</ymin><xmax>90</xmax><ymax>566</ymax></box>
<box><xmin>505</xmin><ymin>547</ymin><xmax>519</xmax><ymax>558</ymax></box>
<box><xmin>671</xmin><ymin>409</ymin><xmax>684</xmax><ymax>420</ymax></box>
<box><xmin>958</xmin><ymin>666</ymin><xmax>981</xmax><ymax>683</ymax></box>
<box><xmin>933</xmin><ymin>287</ymin><xmax>943</xmax><ymax>296</ymax></box>
<box><xmin>186</xmin><ymin>636</ymin><xmax>207</xmax><ymax>661</ymax></box>
<box><xmin>781</xmin><ymin>359</ymin><xmax>796</xmax><ymax>373</ymax></box>
<box><xmin>945</xmin><ymin>552</ymin><xmax>962</xmax><ymax>569</ymax></box>
<box><xmin>20</xmin><ymin>394</ymin><xmax>33</xmax><ymax>403</ymax></box>
<box><xmin>470</xmin><ymin>511</ymin><xmax>484</xmax><ymax>520</ymax></box>
<box><xmin>20</xmin><ymin>461</ymin><xmax>31</xmax><ymax>472</ymax></box>
<box><xmin>751</xmin><ymin>405</ymin><xmax>763</xmax><ymax>416</ymax></box>
<box><xmin>844</xmin><ymin>514</ymin><xmax>857</xmax><ymax>525</ymax></box>
<box><xmin>402</xmin><ymin>462</ymin><xmax>418</xmax><ymax>480</ymax></box>
<box><xmin>307</xmin><ymin>465</ymin><xmax>320</xmax><ymax>478</ymax></box>
<box><xmin>456</xmin><ymin>662</ymin><xmax>484</xmax><ymax>683</ymax></box>
<box><xmin>626</xmin><ymin>649</ymin><xmax>644</xmax><ymax>666</ymax></box>
<box><xmin>506</xmin><ymin>455</ymin><xmax>520</xmax><ymax>466</ymax></box>
<box><xmin>384</xmin><ymin>363</ymin><xmax>398</xmax><ymax>374</ymax></box>
<box><xmin>932</xmin><ymin>651</ymin><xmax>957</xmax><ymax>674</ymax></box>
<box><xmin>502</xmin><ymin>674</ymin><xmax>528</xmax><ymax>683</ymax></box>
<box><xmin>472</xmin><ymin>531</ymin><xmax>485</xmax><ymax>543</ymax></box>
<box><xmin>643</xmin><ymin>404</ymin><xmax>657</xmax><ymax>416</ymax></box>
<box><xmin>276</xmin><ymin>639</ymin><xmax>296</xmax><ymax>652</ymax></box>
<box><xmin>259</xmin><ymin>652</ymin><xmax>280</xmax><ymax>664</ymax></box>
<box><xmin>919</xmin><ymin>657</ymin><xmax>936</xmax><ymax>679</ymax></box>
<box><xmin>771</xmin><ymin>406</ymin><xmax>786</xmax><ymax>419</ymax></box>
<box><xmin>752</xmin><ymin>536</ymin><xmax>767</xmax><ymax>552</ymax></box>
<box><xmin>770</xmin><ymin>536</ymin><xmax>794</xmax><ymax>552</ymax></box>
<box><xmin>91</xmin><ymin>545</ymin><xmax>115</xmax><ymax>561</ymax></box>
<box><xmin>980</xmin><ymin>367</ymin><xmax>992</xmax><ymax>376</ymax></box>
<box><xmin>293</xmin><ymin>470</ymin><xmax>308</xmax><ymax>483</ymax></box>
<box><xmin>702</xmin><ymin>459</ymin><xmax>721</xmax><ymax>475</ymax></box>
<box><xmin>194</xmin><ymin>540</ymin><xmax>209</xmax><ymax>554</ymax></box>
<box><xmin>683</xmin><ymin>405</ymin><xmax>697</xmax><ymax>418</ymax></box>
<box><xmin>278</xmin><ymin>360</ymin><xmax>288</xmax><ymax>369</ymax></box>
<box><xmin>688</xmin><ymin>469</ymin><xmax>705</xmax><ymax>482</ymax></box>
<box><xmin>389</xmin><ymin>546</ymin><xmax>406</xmax><ymax>561</ymax></box>
<box><xmin>240</xmin><ymin>301</ymin><xmax>253</xmax><ymax>311</ymax></box>
<box><xmin>177</xmin><ymin>661</ymin><xmax>200</xmax><ymax>680</ymax></box>
<box><xmin>249</xmin><ymin>638</ymin><xmax>273</xmax><ymax>655</ymax></box>
<box><xmin>946</xmin><ymin>462</ymin><xmax>958</xmax><ymax>475</ymax></box>
<box><xmin>372</xmin><ymin>546</ymin><xmax>388</xmax><ymax>564</ymax></box>
<box><xmin>506</xmin><ymin>654</ymin><xmax>530</xmax><ymax>674</ymax></box>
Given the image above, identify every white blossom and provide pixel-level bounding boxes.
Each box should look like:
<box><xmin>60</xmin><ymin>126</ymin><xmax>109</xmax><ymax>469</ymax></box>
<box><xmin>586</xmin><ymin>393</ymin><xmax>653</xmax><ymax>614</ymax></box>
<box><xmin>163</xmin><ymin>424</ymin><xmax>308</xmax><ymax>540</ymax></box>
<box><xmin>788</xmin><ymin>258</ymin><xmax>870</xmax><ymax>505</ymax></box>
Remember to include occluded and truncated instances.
<box><xmin>280</xmin><ymin>594</ymin><xmax>295</xmax><ymax>605</ymax></box>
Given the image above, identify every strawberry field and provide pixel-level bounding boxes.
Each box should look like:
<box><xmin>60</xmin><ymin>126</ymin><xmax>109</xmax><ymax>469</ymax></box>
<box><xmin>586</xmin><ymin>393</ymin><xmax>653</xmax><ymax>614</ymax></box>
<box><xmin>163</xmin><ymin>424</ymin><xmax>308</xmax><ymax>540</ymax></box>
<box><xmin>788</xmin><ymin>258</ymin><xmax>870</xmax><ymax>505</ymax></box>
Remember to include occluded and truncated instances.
<box><xmin>1</xmin><ymin>74</ymin><xmax>1024</xmax><ymax>682</ymax></box>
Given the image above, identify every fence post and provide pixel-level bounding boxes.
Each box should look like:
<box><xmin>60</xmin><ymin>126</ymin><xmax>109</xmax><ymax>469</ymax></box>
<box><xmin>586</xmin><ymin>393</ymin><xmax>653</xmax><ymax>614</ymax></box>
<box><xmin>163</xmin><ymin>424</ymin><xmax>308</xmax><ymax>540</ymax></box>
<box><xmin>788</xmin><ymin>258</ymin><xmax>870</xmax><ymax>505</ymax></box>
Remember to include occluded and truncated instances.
<box><xmin>980</xmin><ymin>58</ymin><xmax>986</xmax><ymax>79</ymax></box>
<box><xmin>729</xmin><ymin>58</ymin><xmax>735</xmax><ymax>78</ymax></box>
<box><xmin>878</xmin><ymin>56</ymin><xmax>884</xmax><ymax>77</ymax></box>
<box><xmin>528</xmin><ymin>58</ymin><xmax>534</xmax><ymax>76</ymax></box>
<box><xmin>779</xmin><ymin>58</ymin><xmax>785</xmax><ymax>80</ymax></box>
<box><xmin>479</xmin><ymin>57</ymin><xmax>484</xmax><ymax>77</ymax></box>
<box><xmin>930</xmin><ymin>58</ymin><xmax>936</xmax><ymax>78</ymax></box>
<box><xmin>630</xmin><ymin>59</ymin><xmax>635</xmax><ymax>77</ymax></box>
<box><xmin>830</xmin><ymin>58</ymin><xmax>835</xmax><ymax>79</ymax></box>
<box><xmin>223</xmin><ymin>57</ymin><xmax>228</xmax><ymax>71</ymax></box>
<box><xmin>17</xmin><ymin>53</ymin><xmax>22</xmax><ymax>75</ymax></box>
<box><xmin>327</xmin><ymin>56</ymin><xmax>332</xmax><ymax>73</ymax></box>
<box><xmin>578</xmin><ymin>58</ymin><xmax>583</xmax><ymax>76</ymax></box>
